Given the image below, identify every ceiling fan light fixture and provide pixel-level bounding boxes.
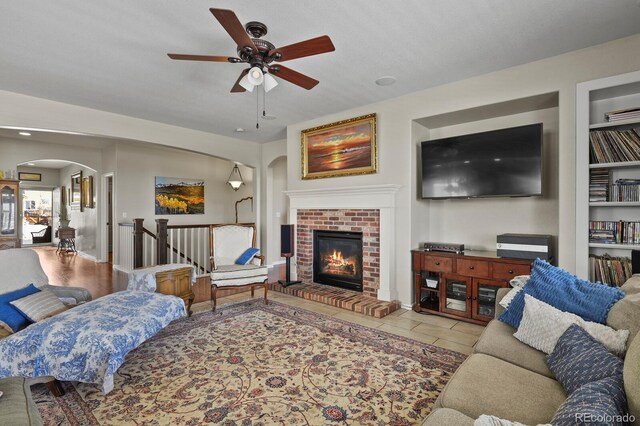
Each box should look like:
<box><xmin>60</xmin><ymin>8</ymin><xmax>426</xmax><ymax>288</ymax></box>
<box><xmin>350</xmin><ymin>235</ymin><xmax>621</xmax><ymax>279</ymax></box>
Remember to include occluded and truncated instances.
<box><xmin>247</xmin><ymin>66</ymin><xmax>264</xmax><ymax>86</ymax></box>
<box><xmin>239</xmin><ymin>74</ymin><xmax>255</xmax><ymax>92</ymax></box>
<box><xmin>263</xmin><ymin>73</ymin><xmax>278</xmax><ymax>93</ymax></box>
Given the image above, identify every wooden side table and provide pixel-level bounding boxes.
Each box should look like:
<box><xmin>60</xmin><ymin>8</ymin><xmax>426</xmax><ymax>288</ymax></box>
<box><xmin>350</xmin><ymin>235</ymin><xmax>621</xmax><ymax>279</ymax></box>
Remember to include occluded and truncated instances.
<box><xmin>155</xmin><ymin>267</ymin><xmax>195</xmax><ymax>316</ymax></box>
<box><xmin>57</xmin><ymin>227</ymin><xmax>76</xmax><ymax>254</ymax></box>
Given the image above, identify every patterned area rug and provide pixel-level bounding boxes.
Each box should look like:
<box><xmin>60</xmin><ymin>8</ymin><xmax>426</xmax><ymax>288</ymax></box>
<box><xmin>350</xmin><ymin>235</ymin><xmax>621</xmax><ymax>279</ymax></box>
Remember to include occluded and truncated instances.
<box><xmin>33</xmin><ymin>300</ymin><xmax>466</xmax><ymax>425</ymax></box>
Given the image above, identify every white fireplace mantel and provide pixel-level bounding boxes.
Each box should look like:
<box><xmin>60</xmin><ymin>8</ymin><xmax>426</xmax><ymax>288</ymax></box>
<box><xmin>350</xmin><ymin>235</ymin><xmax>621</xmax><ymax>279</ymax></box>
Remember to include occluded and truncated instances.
<box><xmin>285</xmin><ymin>184</ymin><xmax>401</xmax><ymax>302</ymax></box>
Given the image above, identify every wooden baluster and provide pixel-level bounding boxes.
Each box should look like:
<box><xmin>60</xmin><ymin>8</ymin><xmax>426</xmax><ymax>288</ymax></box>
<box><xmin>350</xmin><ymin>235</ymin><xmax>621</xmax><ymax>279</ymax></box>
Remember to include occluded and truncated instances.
<box><xmin>133</xmin><ymin>218</ymin><xmax>144</xmax><ymax>269</ymax></box>
<box><xmin>156</xmin><ymin>219</ymin><xmax>168</xmax><ymax>265</ymax></box>
<box><xmin>209</xmin><ymin>225</ymin><xmax>214</xmax><ymax>272</ymax></box>
<box><xmin>151</xmin><ymin>235</ymin><xmax>156</xmax><ymax>266</ymax></box>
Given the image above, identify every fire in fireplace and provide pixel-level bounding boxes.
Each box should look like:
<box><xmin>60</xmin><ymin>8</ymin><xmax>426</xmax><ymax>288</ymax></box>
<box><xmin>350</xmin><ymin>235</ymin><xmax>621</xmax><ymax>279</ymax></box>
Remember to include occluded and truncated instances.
<box><xmin>313</xmin><ymin>230</ymin><xmax>363</xmax><ymax>291</ymax></box>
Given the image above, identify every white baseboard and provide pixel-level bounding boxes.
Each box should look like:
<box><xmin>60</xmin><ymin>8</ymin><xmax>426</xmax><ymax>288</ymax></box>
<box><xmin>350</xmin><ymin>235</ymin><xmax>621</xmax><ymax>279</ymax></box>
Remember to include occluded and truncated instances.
<box><xmin>268</xmin><ymin>260</ymin><xmax>286</xmax><ymax>268</ymax></box>
<box><xmin>77</xmin><ymin>251</ymin><xmax>97</xmax><ymax>262</ymax></box>
<box><xmin>112</xmin><ymin>264</ymin><xmax>132</xmax><ymax>273</ymax></box>
<box><xmin>400</xmin><ymin>303</ymin><xmax>413</xmax><ymax>311</ymax></box>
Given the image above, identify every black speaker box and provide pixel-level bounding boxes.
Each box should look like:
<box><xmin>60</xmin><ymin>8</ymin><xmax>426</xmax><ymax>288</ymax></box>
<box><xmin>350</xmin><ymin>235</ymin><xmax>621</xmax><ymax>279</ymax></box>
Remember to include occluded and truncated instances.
<box><xmin>632</xmin><ymin>250</ymin><xmax>640</xmax><ymax>274</ymax></box>
<box><xmin>280</xmin><ymin>224</ymin><xmax>294</xmax><ymax>257</ymax></box>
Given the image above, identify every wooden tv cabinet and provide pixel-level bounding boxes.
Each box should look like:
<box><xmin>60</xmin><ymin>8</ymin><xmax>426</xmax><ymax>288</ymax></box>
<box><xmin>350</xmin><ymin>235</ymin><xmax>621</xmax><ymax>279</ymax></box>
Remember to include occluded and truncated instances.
<box><xmin>412</xmin><ymin>249</ymin><xmax>532</xmax><ymax>325</ymax></box>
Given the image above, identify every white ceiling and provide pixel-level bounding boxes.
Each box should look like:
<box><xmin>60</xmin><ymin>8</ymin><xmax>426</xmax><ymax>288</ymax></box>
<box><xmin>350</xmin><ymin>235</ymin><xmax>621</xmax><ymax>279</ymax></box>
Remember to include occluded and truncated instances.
<box><xmin>1</xmin><ymin>1</ymin><xmax>640</xmax><ymax>144</ymax></box>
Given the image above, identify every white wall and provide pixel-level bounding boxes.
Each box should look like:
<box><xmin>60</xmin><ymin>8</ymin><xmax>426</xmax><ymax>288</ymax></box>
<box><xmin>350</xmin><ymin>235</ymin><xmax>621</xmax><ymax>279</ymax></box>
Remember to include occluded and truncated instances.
<box><xmin>286</xmin><ymin>34</ymin><xmax>640</xmax><ymax>306</ymax></box>
<box><xmin>0</xmin><ymin>138</ymin><xmax>101</xmax><ymax>172</ymax></box>
<box><xmin>59</xmin><ymin>164</ymin><xmax>98</xmax><ymax>258</ymax></box>
<box><xmin>266</xmin><ymin>157</ymin><xmax>288</xmax><ymax>264</ymax></box>
<box><xmin>15</xmin><ymin>166</ymin><xmax>60</xmax><ymax>188</ymax></box>
<box><xmin>423</xmin><ymin>107</ymin><xmax>559</xmax><ymax>251</ymax></box>
<box><xmin>1</xmin><ymin>138</ymin><xmax>103</xmax><ymax>257</ymax></box>
<box><xmin>260</xmin><ymin>139</ymin><xmax>287</xmax><ymax>262</ymax></box>
<box><xmin>0</xmin><ymin>91</ymin><xmax>261</xmax><ymax>168</ymax></box>
<box><xmin>114</xmin><ymin>142</ymin><xmax>254</xmax><ymax>229</ymax></box>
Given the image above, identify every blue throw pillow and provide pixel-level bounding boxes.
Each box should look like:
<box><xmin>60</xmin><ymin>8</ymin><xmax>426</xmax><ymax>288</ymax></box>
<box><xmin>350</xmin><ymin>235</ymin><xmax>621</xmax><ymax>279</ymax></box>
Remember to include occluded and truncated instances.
<box><xmin>551</xmin><ymin>375</ymin><xmax>628</xmax><ymax>426</ymax></box>
<box><xmin>235</xmin><ymin>247</ymin><xmax>260</xmax><ymax>265</ymax></box>
<box><xmin>547</xmin><ymin>324</ymin><xmax>624</xmax><ymax>396</ymax></box>
<box><xmin>0</xmin><ymin>284</ymin><xmax>41</xmax><ymax>333</ymax></box>
<box><xmin>498</xmin><ymin>259</ymin><xmax>624</xmax><ymax>328</ymax></box>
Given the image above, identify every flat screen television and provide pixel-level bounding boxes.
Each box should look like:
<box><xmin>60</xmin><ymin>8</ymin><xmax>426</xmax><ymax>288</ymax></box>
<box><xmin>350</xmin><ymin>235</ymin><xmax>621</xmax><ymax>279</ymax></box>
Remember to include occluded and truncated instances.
<box><xmin>421</xmin><ymin>123</ymin><xmax>543</xmax><ymax>199</ymax></box>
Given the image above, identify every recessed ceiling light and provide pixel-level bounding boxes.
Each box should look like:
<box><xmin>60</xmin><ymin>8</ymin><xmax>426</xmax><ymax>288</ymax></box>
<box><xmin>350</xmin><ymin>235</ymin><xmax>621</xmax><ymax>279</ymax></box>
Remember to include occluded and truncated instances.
<box><xmin>235</xmin><ymin>128</ymin><xmax>245</xmax><ymax>133</ymax></box>
<box><xmin>19</xmin><ymin>131</ymin><xmax>31</xmax><ymax>136</ymax></box>
<box><xmin>27</xmin><ymin>162</ymin><xmax>35</xmax><ymax>166</ymax></box>
<box><xmin>375</xmin><ymin>76</ymin><xmax>397</xmax><ymax>86</ymax></box>
<box><xmin>261</xmin><ymin>114</ymin><xmax>277</xmax><ymax>120</ymax></box>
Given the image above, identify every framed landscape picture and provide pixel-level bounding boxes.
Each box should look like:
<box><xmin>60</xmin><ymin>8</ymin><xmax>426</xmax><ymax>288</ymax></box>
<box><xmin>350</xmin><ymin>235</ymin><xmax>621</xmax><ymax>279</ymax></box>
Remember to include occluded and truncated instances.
<box><xmin>155</xmin><ymin>177</ymin><xmax>204</xmax><ymax>215</ymax></box>
<box><xmin>301</xmin><ymin>113</ymin><xmax>377</xmax><ymax>179</ymax></box>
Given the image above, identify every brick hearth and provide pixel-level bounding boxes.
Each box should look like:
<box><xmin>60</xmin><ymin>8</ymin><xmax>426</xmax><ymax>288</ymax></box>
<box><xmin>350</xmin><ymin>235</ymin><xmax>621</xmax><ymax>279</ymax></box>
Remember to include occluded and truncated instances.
<box><xmin>272</xmin><ymin>282</ymin><xmax>400</xmax><ymax>318</ymax></box>
<box><xmin>296</xmin><ymin>209</ymin><xmax>380</xmax><ymax>298</ymax></box>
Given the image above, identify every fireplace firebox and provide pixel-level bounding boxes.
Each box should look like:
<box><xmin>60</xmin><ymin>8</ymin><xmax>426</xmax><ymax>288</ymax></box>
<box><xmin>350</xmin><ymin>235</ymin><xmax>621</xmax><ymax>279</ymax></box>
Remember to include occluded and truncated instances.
<box><xmin>313</xmin><ymin>230</ymin><xmax>363</xmax><ymax>292</ymax></box>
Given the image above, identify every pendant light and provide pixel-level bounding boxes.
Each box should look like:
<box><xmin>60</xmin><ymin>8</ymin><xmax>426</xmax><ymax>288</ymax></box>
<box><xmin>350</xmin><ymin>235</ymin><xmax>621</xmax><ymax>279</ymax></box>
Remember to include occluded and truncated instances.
<box><xmin>226</xmin><ymin>164</ymin><xmax>244</xmax><ymax>191</ymax></box>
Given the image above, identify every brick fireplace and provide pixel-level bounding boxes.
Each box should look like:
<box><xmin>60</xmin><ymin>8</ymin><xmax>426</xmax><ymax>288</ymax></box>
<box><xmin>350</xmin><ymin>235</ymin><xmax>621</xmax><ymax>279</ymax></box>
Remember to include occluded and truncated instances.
<box><xmin>297</xmin><ymin>209</ymin><xmax>379</xmax><ymax>298</ymax></box>
<box><xmin>284</xmin><ymin>185</ymin><xmax>400</xmax><ymax>303</ymax></box>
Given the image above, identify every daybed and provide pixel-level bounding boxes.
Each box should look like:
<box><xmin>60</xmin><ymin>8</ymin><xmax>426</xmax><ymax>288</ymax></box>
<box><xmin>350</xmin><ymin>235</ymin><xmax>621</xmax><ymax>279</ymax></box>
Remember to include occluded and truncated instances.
<box><xmin>422</xmin><ymin>276</ymin><xmax>640</xmax><ymax>425</ymax></box>
<box><xmin>0</xmin><ymin>248</ymin><xmax>92</xmax><ymax>425</ymax></box>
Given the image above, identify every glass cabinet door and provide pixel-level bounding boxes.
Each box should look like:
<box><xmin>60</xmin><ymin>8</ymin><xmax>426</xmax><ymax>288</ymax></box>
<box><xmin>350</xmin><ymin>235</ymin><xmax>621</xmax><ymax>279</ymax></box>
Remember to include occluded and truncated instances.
<box><xmin>472</xmin><ymin>279</ymin><xmax>505</xmax><ymax>321</ymax></box>
<box><xmin>442</xmin><ymin>276</ymin><xmax>470</xmax><ymax>317</ymax></box>
<box><xmin>1</xmin><ymin>184</ymin><xmax>16</xmax><ymax>237</ymax></box>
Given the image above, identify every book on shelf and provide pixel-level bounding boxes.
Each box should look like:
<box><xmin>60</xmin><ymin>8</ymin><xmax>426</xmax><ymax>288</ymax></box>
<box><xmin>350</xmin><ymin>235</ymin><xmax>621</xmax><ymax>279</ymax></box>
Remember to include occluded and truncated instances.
<box><xmin>589</xmin><ymin>127</ymin><xmax>640</xmax><ymax>163</ymax></box>
<box><xmin>589</xmin><ymin>168</ymin><xmax>609</xmax><ymax>201</ymax></box>
<box><xmin>589</xmin><ymin>220</ymin><xmax>640</xmax><ymax>245</ymax></box>
<box><xmin>589</xmin><ymin>254</ymin><xmax>631</xmax><ymax>287</ymax></box>
<box><xmin>605</xmin><ymin>107</ymin><xmax>640</xmax><ymax>122</ymax></box>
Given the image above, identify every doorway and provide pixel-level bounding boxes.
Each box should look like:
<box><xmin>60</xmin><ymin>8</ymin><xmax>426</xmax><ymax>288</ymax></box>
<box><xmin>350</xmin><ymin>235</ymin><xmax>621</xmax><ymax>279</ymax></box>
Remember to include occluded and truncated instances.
<box><xmin>22</xmin><ymin>188</ymin><xmax>53</xmax><ymax>245</ymax></box>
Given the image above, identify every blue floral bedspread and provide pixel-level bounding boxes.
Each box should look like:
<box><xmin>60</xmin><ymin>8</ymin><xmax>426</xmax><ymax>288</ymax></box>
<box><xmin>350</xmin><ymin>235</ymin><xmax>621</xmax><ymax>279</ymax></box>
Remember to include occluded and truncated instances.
<box><xmin>0</xmin><ymin>291</ymin><xmax>185</xmax><ymax>394</ymax></box>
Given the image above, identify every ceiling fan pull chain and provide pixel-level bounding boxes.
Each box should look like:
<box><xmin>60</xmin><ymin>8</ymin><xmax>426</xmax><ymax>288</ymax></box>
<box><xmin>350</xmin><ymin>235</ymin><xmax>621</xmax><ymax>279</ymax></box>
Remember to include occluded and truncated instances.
<box><xmin>256</xmin><ymin>87</ymin><xmax>260</xmax><ymax>129</ymax></box>
<box><xmin>263</xmin><ymin>84</ymin><xmax>267</xmax><ymax>117</ymax></box>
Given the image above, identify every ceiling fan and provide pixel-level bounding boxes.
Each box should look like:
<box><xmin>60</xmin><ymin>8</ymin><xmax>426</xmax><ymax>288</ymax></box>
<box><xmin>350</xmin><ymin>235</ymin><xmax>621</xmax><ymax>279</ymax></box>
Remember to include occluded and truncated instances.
<box><xmin>168</xmin><ymin>8</ymin><xmax>335</xmax><ymax>93</ymax></box>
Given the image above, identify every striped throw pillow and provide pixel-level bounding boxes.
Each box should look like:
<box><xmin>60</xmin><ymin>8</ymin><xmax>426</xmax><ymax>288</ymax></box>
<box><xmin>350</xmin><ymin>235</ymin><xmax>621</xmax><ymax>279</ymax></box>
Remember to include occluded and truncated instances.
<box><xmin>10</xmin><ymin>289</ymin><xmax>67</xmax><ymax>322</ymax></box>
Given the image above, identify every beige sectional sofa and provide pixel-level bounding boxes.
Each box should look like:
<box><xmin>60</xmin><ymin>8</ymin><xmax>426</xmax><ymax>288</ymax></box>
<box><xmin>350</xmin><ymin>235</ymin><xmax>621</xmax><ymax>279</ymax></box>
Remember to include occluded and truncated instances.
<box><xmin>423</xmin><ymin>276</ymin><xmax>640</xmax><ymax>426</ymax></box>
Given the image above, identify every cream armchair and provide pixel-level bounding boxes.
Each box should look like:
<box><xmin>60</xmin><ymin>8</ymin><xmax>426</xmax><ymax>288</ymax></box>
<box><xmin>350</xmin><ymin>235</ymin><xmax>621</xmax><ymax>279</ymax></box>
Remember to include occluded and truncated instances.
<box><xmin>209</xmin><ymin>224</ymin><xmax>268</xmax><ymax>311</ymax></box>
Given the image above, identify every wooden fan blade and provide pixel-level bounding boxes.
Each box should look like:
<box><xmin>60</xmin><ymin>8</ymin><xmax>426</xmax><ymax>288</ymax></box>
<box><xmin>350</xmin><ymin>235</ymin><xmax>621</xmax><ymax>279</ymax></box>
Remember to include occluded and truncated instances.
<box><xmin>268</xmin><ymin>65</ymin><xmax>319</xmax><ymax>90</ymax></box>
<box><xmin>210</xmin><ymin>8</ymin><xmax>257</xmax><ymax>53</ymax></box>
<box><xmin>269</xmin><ymin>35</ymin><xmax>335</xmax><ymax>62</ymax></box>
<box><xmin>231</xmin><ymin>69</ymin><xmax>250</xmax><ymax>93</ymax></box>
<box><xmin>167</xmin><ymin>53</ymin><xmax>236</xmax><ymax>62</ymax></box>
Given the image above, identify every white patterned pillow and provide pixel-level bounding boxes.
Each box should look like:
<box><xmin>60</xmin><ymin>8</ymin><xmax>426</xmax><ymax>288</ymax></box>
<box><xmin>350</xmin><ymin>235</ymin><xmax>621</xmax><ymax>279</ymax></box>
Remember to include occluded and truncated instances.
<box><xmin>514</xmin><ymin>294</ymin><xmax>629</xmax><ymax>356</ymax></box>
<box><xmin>9</xmin><ymin>289</ymin><xmax>67</xmax><ymax>322</ymax></box>
<box><xmin>499</xmin><ymin>287</ymin><xmax>522</xmax><ymax>309</ymax></box>
<box><xmin>474</xmin><ymin>415</ymin><xmax>551</xmax><ymax>426</ymax></box>
<box><xmin>509</xmin><ymin>275</ymin><xmax>530</xmax><ymax>288</ymax></box>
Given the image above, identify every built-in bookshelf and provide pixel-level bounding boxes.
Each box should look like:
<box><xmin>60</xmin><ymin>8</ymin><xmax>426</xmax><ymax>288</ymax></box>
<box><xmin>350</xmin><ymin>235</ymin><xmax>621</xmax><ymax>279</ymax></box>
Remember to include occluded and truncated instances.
<box><xmin>576</xmin><ymin>70</ymin><xmax>640</xmax><ymax>286</ymax></box>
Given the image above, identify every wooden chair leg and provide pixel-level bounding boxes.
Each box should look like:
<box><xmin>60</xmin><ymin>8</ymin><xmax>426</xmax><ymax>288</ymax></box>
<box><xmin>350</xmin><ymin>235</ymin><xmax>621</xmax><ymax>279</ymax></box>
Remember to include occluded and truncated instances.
<box><xmin>211</xmin><ymin>285</ymin><xmax>217</xmax><ymax>312</ymax></box>
<box><xmin>264</xmin><ymin>281</ymin><xmax>269</xmax><ymax>305</ymax></box>
<box><xmin>187</xmin><ymin>296</ymin><xmax>194</xmax><ymax>317</ymax></box>
<box><xmin>47</xmin><ymin>379</ymin><xmax>65</xmax><ymax>397</ymax></box>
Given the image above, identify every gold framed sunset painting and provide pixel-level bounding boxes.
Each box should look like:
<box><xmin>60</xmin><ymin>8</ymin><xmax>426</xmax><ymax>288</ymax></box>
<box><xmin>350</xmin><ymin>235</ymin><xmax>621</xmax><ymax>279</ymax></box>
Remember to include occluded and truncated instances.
<box><xmin>301</xmin><ymin>113</ymin><xmax>377</xmax><ymax>179</ymax></box>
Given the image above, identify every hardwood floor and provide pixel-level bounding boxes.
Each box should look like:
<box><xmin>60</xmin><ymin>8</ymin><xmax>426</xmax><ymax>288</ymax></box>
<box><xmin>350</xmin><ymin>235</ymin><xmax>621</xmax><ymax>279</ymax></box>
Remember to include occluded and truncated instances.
<box><xmin>35</xmin><ymin>247</ymin><xmax>116</xmax><ymax>299</ymax></box>
<box><xmin>34</xmin><ymin>247</ymin><xmax>481</xmax><ymax>355</ymax></box>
